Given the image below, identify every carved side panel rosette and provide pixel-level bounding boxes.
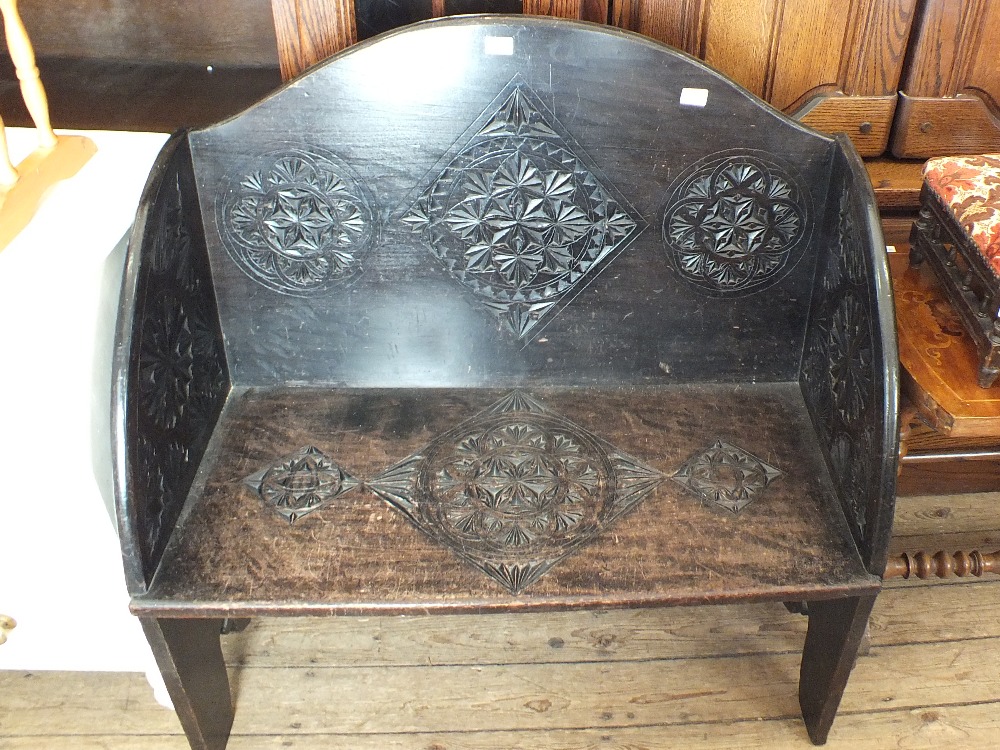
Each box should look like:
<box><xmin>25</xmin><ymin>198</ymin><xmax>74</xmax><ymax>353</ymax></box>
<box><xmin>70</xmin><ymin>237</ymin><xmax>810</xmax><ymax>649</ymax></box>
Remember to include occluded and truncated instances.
<box><xmin>672</xmin><ymin>441</ymin><xmax>782</xmax><ymax>513</ymax></box>
<box><xmin>402</xmin><ymin>80</ymin><xmax>645</xmax><ymax>339</ymax></box>
<box><xmin>244</xmin><ymin>446</ymin><xmax>359</xmax><ymax>523</ymax></box>
<box><xmin>368</xmin><ymin>392</ymin><xmax>664</xmax><ymax>594</ymax></box>
<box><xmin>130</xmin><ymin>148</ymin><xmax>230</xmax><ymax>581</ymax></box>
<box><xmin>661</xmin><ymin>152</ymin><xmax>812</xmax><ymax>296</ymax></box>
<box><xmin>217</xmin><ymin>147</ymin><xmax>377</xmax><ymax>296</ymax></box>
<box><xmin>801</xmin><ymin>187</ymin><xmax>879</xmax><ymax>541</ymax></box>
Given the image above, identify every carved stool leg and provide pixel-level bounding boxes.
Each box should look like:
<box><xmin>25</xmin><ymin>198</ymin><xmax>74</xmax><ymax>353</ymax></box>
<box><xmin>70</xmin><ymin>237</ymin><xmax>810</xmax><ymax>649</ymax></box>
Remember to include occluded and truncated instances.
<box><xmin>798</xmin><ymin>594</ymin><xmax>876</xmax><ymax>745</ymax></box>
<box><xmin>141</xmin><ymin>617</ymin><xmax>235</xmax><ymax>750</ymax></box>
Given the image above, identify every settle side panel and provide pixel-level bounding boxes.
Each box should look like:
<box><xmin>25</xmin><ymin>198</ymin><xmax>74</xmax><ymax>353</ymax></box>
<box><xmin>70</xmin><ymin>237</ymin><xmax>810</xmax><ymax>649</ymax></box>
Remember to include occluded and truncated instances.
<box><xmin>113</xmin><ymin>133</ymin><xmax>232</xmax><ymax>592</ymax></box>
<box><xmin>800</xmin><ymin>135</ymin><xmax>899</xmax><ymax>575</ymax></box>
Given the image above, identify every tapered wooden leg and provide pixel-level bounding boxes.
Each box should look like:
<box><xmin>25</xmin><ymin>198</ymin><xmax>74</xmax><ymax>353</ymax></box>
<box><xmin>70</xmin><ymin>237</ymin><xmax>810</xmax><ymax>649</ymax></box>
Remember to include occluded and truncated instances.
<box><xmin>141</xmin><ymin>617</ymin><xmax>234</xmax><ymax>750</ymax></box>
<box><xmin>798</xmin><ymin>594</ymin><xmax>876</xmax><ymax>745</ymax></box>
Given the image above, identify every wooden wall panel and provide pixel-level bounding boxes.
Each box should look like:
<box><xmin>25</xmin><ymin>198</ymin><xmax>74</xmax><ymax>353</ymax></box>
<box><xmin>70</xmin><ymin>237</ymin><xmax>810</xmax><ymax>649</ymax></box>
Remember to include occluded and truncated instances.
<box><xmin>891</xmin><ymin>0</ymin><xmax>1000</xmax><ymax>157</ymax></box>
<box><xmin>702</xmin><ymin>0</ymin><xmax>779</xmax><ymax>99</ymax></box>
<box><xmin>271</xmin><ymin>0</ymin><xmax>357</xmax><ymax>81</ymax></box>
<box><xmin>524</xmin><ymin>0</ymin><xmax>608</xmax><ymax>21</ymax></box>
<box><xmin>611</xmin><ymin>0</ymin><xmax>917</xmax><ymax>156</ymax></box>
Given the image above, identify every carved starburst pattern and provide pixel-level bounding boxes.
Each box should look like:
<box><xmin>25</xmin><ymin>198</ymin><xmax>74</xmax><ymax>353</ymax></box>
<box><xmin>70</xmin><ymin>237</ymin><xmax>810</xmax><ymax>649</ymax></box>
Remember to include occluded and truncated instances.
<box><xmin>218</xmin><ymin>148</ymin><xmax>376</xmax><ymax>296</ymax></box>
<box><xmin>139</xmin><ymin>295</ymin><xmax>194</xmax><ymax>431</ymax></box>
<box><xmin>402</xmin><ymin>83</ymin><xmax>643</xmax><ymax>338</ymax></box>
<box><xmin>244</xmin><ymin>446</ymin><xmax>359</xmax><ymax>523</ymax></box>
<box><xmin>828</xmin><ymin>293</ymin><xmax>874</xmax><ymax>425</ymax></box>
<box><xmin>368</xmin><ymin>392</ymin><xmax>664</xmax><ymax>594</ymax></box>
<box><xmin>662</xmin><ymin>154</ymin><xmax>810</xmax><ymax>295</ymax></box>
<box><xmin>672</xmin><ymin>441</ymin><xmax>782</xmax><ymax>513</ymax></box>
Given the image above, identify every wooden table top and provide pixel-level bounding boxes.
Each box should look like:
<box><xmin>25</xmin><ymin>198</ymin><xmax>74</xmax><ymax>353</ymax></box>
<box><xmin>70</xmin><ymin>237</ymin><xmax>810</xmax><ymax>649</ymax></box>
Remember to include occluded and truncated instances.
<box><xmin>891</xmin><ymin>252</ymin><xmax>1000</xmax><ymax>438</ymax></box>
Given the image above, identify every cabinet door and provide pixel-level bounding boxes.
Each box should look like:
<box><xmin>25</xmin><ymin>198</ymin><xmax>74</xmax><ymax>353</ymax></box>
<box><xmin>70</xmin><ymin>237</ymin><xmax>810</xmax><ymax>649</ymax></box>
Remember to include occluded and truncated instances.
<box><xmin>891</xmin><ymin>0</ymin><xmax>1000</xmax><ymax>158</ymax></box>
<box><xmin>611</xmin><ymin>0</ymin><xmax>917</xmax><ymax>156</ymax></box>
<box><xmin>272</xmin><ymin>0</ymin><xmax>609</xmax><ymax>80</ymax></box>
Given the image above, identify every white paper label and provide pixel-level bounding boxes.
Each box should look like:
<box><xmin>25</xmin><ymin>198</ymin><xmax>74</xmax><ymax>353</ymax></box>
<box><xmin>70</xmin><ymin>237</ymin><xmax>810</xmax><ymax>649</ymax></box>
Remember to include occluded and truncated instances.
<box><xmin>485</xmin><ymin>36</ymin><xmax>515</xmax><ymax>56</ymax></box>
<box><xmin>679</xmin><ymin>87</ymin><xmax>709</xmax><ymax>107</ymax></box>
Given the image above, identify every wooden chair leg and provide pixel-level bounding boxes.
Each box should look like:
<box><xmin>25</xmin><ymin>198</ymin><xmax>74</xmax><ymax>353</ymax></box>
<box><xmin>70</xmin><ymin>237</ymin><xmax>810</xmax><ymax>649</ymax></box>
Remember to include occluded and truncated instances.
<box><xmin>798</xmin><ymin>594</ymin><xmax>876</xmax><ymax>745</ymax></box>
<box><xmin>141</xmin><ymin>617</ymin><xmax>235</xmax><ymax>750</ymax></box>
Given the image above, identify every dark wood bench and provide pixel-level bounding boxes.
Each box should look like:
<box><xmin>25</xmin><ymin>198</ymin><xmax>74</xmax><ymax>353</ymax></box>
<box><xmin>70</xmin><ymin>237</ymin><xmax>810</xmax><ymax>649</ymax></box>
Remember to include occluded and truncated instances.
<box><xmin>113</xmin><ymin>16</ymin><xmax>899</xmax><ymax>749</ymax></box>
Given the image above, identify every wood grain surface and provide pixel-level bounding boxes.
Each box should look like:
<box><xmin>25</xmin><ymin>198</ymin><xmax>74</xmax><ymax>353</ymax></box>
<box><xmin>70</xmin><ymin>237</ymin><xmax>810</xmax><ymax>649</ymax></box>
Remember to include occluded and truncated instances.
<box><xmin>891</xmin><ymin>0</ymin><xmax>1000</xmax><ymax>157</ymax></box>
<box><xmin>610</xmin><ymin>0</ymin><xmax>917</xmax><ymax>155</ymax></box>
<box><xmin>139</xmin><ymin>385</ymin><xmax>874</xmax><ymax>615</ymax></box>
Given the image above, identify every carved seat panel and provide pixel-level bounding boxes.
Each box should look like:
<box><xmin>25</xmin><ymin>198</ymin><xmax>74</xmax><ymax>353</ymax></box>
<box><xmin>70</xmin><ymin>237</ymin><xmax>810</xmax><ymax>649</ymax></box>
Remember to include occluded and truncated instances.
<box><xmin>114</xmin><ymin>17</ymin><xmax>898</xmax><ymax>748</ymax></box>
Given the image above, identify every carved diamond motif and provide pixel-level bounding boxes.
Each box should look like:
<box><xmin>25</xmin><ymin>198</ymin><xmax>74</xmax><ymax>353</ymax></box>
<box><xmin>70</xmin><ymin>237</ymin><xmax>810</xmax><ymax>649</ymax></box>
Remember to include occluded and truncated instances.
<box><xmin>672</xmin><ymin>441</ymin><xmax>782</xmax><ymax>513</ymax></box>
<box><xmin>368</xmin><ymin>392</ymin><xmax>664</xmax><ymax>594</ymax></box>
<box><xmin>402</xmin><ymin>82</ymin><xmax>644</xmax><ymax>338</ymax></box>
<box><xmin>662</xmin><ymin>153</ymin><xmax>811</xmax><ymax>295</ymax></box>
<box><xmin>218</xmin><ymin>148</ymin><xmax>377</xmax><ymax>296</ymax></box>
<box><xmin>244</xmin><ymin>446</ymin><xmax>359</xmax><ymax>523</ymax></box>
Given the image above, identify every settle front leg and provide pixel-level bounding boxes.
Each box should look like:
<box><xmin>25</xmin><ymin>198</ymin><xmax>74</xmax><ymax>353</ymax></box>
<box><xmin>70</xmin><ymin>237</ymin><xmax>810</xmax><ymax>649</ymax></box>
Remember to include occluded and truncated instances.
<box><xmin>798</xmin><ymin>594</ymin><xmax>877</xmax><ymax>745</ymax></box>
<box><xmin>141</xmin><ymin>617</ymin><xmax>235</xmax><ymax>750</ymax></box>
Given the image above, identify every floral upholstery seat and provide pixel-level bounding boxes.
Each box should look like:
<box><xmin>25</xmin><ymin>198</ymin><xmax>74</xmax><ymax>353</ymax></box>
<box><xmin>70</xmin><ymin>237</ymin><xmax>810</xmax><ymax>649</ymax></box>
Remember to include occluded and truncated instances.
<box><xmin>923</xmin><ymin>154</ymin><xmax>1000</xmax><ymax>278</ymax></box>
<box><xmin>912</xmin><ymin>154</ymin><xmax>1000</xmax><ymax>387</ymax></box>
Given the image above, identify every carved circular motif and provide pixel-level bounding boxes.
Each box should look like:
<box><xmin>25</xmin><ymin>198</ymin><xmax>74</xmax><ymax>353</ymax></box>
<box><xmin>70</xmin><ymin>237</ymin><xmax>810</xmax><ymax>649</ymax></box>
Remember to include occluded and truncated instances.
<box><xmin>218</xmin><ymin>148</ymin><xmax>376</xmax><ymax>296</ymax></box>
<box><xmin>662</xmin><ymin>153</ymin><xmax>811</xmax><ymax>295</ymax></box>
<box><xmin>416</xmin><ymin>413</ymin><xmax>616</xmax><ymax>561</ymax></box>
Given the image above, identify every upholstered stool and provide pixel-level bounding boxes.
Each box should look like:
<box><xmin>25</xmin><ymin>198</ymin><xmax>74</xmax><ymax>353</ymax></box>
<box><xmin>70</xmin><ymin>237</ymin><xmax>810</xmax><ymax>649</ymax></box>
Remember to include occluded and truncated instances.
<box><xmin>911</xmin><ymin>154</ymin><xmax>1000</xmax><ymax>387</ymax></box>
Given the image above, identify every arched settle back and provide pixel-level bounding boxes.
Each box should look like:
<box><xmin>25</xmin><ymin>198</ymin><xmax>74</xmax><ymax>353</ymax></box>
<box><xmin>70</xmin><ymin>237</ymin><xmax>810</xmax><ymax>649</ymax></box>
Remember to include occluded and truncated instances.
<box><xmin>115</xmin><ymin>21</ymin><xmax>899</xmax><ymax>745</ymax></box>
<box><xmin>189</xmin><ymin>17</ymin><xmax>834</xmax><ymax>388</ymax></box>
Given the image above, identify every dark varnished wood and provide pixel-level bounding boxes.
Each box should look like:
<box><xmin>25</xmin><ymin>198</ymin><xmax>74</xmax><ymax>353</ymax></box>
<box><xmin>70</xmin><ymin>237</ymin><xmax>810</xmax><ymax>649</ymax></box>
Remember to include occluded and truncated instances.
<box><xmin>798</xmin><ymin>594</ymin><xmax>877</xmax><ymax>745</ymax></box>
<box><xmin>115</xmin><ymin>18</ymin><xmax>898</xmax><ymax>747</ymax></box>
<box><xmin>141</xmin><ymin>618</ymin><xmax>234</xmax><ymax>750</ymax></box>
<box><xmin>136</xmin><ymin>385</ymin><xmax>876</xmax><ymax>616</ymax></box>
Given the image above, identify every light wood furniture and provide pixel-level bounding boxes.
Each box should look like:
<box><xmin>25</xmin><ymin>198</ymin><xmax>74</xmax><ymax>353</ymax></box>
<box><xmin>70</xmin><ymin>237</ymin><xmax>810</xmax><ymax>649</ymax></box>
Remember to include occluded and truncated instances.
<box><xmin>891</xmin><ymin>0</ymin><xmax>1000</xmax><ymax>158</ymax></box>
<box><xmin>115</xmin><ymin>17</ymin><xmax>898</xmax><ymax>749</ymax></box>
<box><xmin>610</xmin><ymin>0</ymin><xmax>919</xmax><ymax>157</ymax></box>
<box><xmin>270</xmin><ymin>0</ymin><xmax>609</xmax><ymax>79</ymax></box>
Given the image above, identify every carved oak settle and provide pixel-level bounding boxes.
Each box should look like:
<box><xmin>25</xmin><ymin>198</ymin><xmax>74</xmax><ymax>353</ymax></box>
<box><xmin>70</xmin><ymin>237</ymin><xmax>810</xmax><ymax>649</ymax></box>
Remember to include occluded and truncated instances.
<box><xmin>113</xmin><ymin>17</ymin><xmax>899</xmax><ymax>748</ymax></box>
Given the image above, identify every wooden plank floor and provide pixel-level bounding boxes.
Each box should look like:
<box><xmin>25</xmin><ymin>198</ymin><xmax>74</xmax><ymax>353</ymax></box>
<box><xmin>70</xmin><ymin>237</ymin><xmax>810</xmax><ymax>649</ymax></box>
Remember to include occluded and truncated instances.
<box><xmin>2</xmin><ymin>491</ymin><xmax>999</xmax><ymax>748</ymax></box>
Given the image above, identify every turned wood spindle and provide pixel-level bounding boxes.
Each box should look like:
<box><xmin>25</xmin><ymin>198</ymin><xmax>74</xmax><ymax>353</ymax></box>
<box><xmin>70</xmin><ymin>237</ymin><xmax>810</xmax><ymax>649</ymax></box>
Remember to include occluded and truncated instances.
<box><xmin>0</xmin><ymin>0</ymin><xmax>57</xmax><ymax>149</ymax></box>
<box><xmin>0</xmin><ymin>116</ymin><xmax>19</xmax><ymax>187</ymax></box>
<box><xmin>884</xmin><ymin>550</ymin><xmax>1000</xmax><ymax>580</ymax></box>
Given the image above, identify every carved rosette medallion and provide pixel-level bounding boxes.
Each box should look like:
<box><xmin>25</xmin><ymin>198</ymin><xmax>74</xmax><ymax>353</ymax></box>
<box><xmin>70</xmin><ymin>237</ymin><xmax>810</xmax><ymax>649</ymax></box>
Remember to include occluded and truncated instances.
<box><xmin>801</xmin><ymin>185</ymin><xmax>878</xmax><ymax>538</ymax></box>
<box><xmin>218</xmin><ymin>148</ymin><xmax>377</xmax><ymax>296</ymax></box>
<box><xmin>244</xmin><ymin>446</ymin><xmax>359</xmax><ymax>523</ymax></box>
<box><xmin>402</xmin><ymin>83</ymin><xmax>644</xmax><ymax>339</ymax></box>
<box><xmin>672</xmin><ymin>441</ymin><xmax>782</xmax><ymax>513</ymax></box>
<box><xmin>662</xmin><ymin>153</ymin><xmax>811</xmax><ymax>295</ymax></box>
<box><xmin>368</xmin><ymin>392</ymin><xmax>664</xmax><ymax>594</ymax></box>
